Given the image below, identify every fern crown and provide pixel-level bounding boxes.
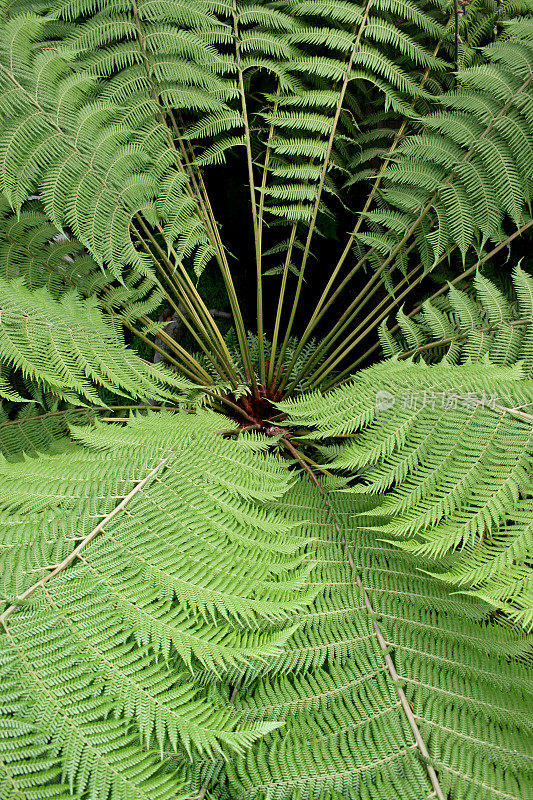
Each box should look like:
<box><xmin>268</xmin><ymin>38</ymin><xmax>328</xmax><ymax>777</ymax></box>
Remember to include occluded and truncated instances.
<box><xmin>0</xmin><ymin>2</ymin><xmax>532</xmax><ymax>800</ymax></box>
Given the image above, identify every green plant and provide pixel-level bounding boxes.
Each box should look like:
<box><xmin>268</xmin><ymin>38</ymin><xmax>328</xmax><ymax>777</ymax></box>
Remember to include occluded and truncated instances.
<box><xmin>0</xmin><ymin>1</ymin><xmax>532</xmax><ymax>799</ymax></box>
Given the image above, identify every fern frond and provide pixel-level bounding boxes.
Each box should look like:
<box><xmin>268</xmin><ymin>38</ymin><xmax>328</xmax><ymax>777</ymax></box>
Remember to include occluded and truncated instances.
<box><xmin>0</xmin><ymin>643</ymin><xmax>193</xmax><ymax>800</ymax></box>
<box><xmin>0</xmin><ymin>11</ymin><xmax>215</xmax><ymax>280</ymax></box>
<box><xmin>366</xmin><ymin>33</ymin><xmax>533</xmax><ymax>271</ymax></box>
<box><xmin>0</xmin><ymin>404</ymin><xmax>95</xmax><ymax>459</ymax></box>
<box><xmin>380</xmin><ymin>265</ymin><xmax>533</xmax><ymax>374</ymax></box>
<box><xmin>0</xmin><ymin>196</ymin><xmax>108</xmax><ymax>297</ymax></box>
<box><xmin>0</xmin><ymin>404</ymin><xmax>531</xmax><ymax>797</ymax></box>
<box><xmin>0</xmin><ymin>410</ymin><xmax>317</xmax><ymax>788</ymax></box>
<box><xmin>280</xmin><ymin>359</ymin><xmax>533</xmax><ymax>626</ymax></box>
<box><xmin>227</xmin><ymin>479</ymin><xmax>533</xmax><ymax>800</ymax></box>
<box><xmin>0</xmin><ymin>279</ymin><xmax>188</xmax><ymax>404</ymax></box>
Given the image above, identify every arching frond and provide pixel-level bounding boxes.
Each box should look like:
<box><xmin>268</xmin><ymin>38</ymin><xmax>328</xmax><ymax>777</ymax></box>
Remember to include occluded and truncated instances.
<box><xmin>227</xmin><ymin>480</ymin><xmax>533</xmax><ymax>800</ymax></box>
<box><xmin>280</xmin><ymin>359</ymin><xmax>533</xmax><ymax>627</ymax></box>
<box><xmin>0</xmin><ymin>404</ymin><xmax>95</xmax><ymax>459</ymax></box>
<box><xmin>373</xmin><ymin>32</ymin><xmax>533</xmax><ymax>268</ymax></box>
<box><xmin>0</xmin><ymin>12</ymin><xmax>214</xmax><ymax>280</ymax></box>
<box><xmin>0</xmin><ymin>410</ymin><xmax>315</xmax><ymax>789</ymax></box>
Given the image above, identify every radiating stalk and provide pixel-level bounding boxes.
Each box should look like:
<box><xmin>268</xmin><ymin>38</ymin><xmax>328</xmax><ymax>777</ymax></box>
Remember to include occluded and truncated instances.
<box><xmin>121</xmin><ymin>318</ymin><xmax>212</xmax><ymax>384</ymax></box>
<box><xmin>176</xmin><ymin>141</ymin><xmax>256</xmax><ymax>387</ymax></box>
<box><xmin>171</xmin><ymin>123</ymin><xmax>257</xmax><ymax>387</ymax></box>
<box><xmin>133</xmin><ymin>218</ymin><xmax>238</xmax><ymax>382</ymax></box>
<box><xmin>322</xmin><ymin>221</ymin><xmax>533</xmax><ymax>386</ymax></box>
<box><xmin>256</xmin><ymin>83</ymin><xmax>281</xmax><ymax>384</ymax></box>
<box><xmin>274</xmin><ymin>2</ymin><xmax>373</xmax><ymax>385</ymax></box>
<box><xmin>283</xmin><ymin>36</ymin><xmax>445</xmax><ymax>366</ymax></box>
<box><xmin>201</xmin><ymin>389</ymin><xmax>259</xmax><ymax>423</ymax></box>
<box><xmin>130</xmin><ymin>4</ymin><xmax>255</xmax><ymax>387</ymax></box>
<box><xmin>344</xmin><ymin>220</ymin><xmax>533</xmax><ymax>373</ymax></box>
<box><xmin>310</xmin><ymin>265</ymin><xmax>424</xmax><ymax>387</ymax></box>
<box><xmin>232</xmin><ymin>0</ymin><xmax>263</xmax><ymax>387</ymax></box>
<box><xmin>267</xmin><ymin>224</ymin><xmax>297</xmax><ymax>386</ymax></box>
<box><xmin>134</xmin><ymin>255</ymin><xmax>229</xmax><ymax>382</ymax></box>
<box><xmin>124</xmin><ymin>321</ymin><xmax>258</xmax><ymax>423</ymax></box>
<box><xmin>135</xmin><ymin>215</ymin><xmax>231</xmax><ymax>359</ymax></box>
<box><xmin>165</xmin><ymin>113</ymin><xmax>253</xmax><ymax>382</ymax></box>
<box><xmin>285</xmin><ymin>240</ymin><xmax>419</xmax><ymax>393</ymax></box>
<box><xmin>177</xmin><ymin>119</ymin><xmax>259</xmax><ymax>385</ymax></box>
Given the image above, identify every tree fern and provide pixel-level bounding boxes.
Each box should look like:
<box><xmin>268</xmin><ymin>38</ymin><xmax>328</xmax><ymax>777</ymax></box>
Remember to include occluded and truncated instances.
<box><xmin>0</xmin><ymin>2</ymin><xmax>532</xmax><ymax>799</ymax></box>
<box><xmin>1</xmin><ymin>3</ymin><xmax>531</xmax><ymax>390</ymax></box>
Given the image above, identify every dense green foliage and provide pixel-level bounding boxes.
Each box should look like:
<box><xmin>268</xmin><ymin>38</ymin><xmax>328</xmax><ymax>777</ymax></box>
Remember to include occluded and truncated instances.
<box><xmin>281</xmin><ymin>359</ymin><xmax>533</xmax><ymax>628</ymax></box>
<box><xmin>1</xmin><ymin>408</ymin><xmax>532</xmax><ymax>800</ymax></box>
<box><xmin>379</xmin><ymin>265</ymin><xmax>533</xmax><ymax>368</ymax></box>
<box><xmin>0</xmin><ymin>1</ymin><xmax>532</xmax><ymax>800</ymax></box>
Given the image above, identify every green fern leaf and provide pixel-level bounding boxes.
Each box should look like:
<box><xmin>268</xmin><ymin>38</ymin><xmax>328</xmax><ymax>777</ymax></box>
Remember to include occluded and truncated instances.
<box><xmin>0</xmin><ymin>280</ymin><xmax>188</xmax><ymax>404</ymax></box>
